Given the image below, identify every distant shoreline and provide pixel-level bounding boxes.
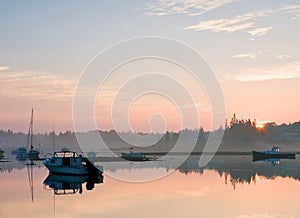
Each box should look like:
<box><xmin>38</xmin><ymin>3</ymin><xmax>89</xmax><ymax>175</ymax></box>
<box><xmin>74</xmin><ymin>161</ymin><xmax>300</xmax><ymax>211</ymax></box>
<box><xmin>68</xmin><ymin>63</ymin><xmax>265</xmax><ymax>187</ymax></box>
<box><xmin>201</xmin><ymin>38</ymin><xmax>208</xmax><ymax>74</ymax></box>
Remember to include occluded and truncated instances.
<box><xmin>123</xmin><ymin>151</ymin><xmax>300</xmax><ymax>156</ymax></box>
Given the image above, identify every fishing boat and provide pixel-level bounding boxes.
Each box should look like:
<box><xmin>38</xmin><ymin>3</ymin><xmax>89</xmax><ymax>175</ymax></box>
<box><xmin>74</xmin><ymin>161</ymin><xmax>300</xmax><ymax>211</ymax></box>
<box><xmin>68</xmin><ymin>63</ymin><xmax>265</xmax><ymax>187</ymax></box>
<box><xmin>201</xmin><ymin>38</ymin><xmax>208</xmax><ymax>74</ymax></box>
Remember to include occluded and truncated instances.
<box><xmin>26</xmin><ymin>109</ymin><xmax>40</xmax><ymax>160</ymax></box>
<box><xmin>121</xmin><ymin>147</ymin><xmax>148</xmax><ymax>161</ymax></box>
<box><xmin>43</xmin><ymin>149</ymin><xmax>102</xmax><ymax>176</ymax></box>
<box><xmin>252</xmin><ymin>146</ymin><xmax>296</xmax><ymax>161</ymax></box>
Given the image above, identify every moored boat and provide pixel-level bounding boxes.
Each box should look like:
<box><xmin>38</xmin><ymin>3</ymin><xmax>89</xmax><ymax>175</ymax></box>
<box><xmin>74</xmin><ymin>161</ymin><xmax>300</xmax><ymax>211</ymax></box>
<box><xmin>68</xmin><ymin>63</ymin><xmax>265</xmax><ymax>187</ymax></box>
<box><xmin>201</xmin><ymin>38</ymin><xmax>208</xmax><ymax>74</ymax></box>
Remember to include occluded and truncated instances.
<box><xmin>121</xmin><ymin>147</ymin><xmax>148</xmax><ymax>161</ymax></box>
<box><xmin>43</xmin><ymin>149</ymin><xmax>102</xmax><ymax>176</ymax></box>
<box><xmin>14</xmin><ymin>147</ymin><xmax>27</xmax><ymax>161</ymax></box>
<box><xmin>0</xmin><ymin>149</ymin><xmax>4</xmax><ymax>158</ymax></box>
<box><xmin>252</xmin><ymin>146</ymin><xmax>296</xmax><ymax>161</ymax></box>
<box><xmin>27</xmin><ymin>149</ymin><xmax>40</xmax><ymax>160</ymax></box>
<box><xmin>12</xmin><ymin>147</ymin><xmax>26</xmax><ymax>155</ymax></box>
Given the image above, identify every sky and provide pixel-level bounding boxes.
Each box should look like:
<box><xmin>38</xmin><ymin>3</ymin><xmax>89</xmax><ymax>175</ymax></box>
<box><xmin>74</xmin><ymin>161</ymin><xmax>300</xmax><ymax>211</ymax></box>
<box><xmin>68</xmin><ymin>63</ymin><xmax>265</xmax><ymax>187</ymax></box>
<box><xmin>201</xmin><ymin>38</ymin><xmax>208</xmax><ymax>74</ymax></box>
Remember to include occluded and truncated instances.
<box><xmin>0</xmin><ymin>0</ymin><xmax>300</xmax><ymax>133</ymax></box>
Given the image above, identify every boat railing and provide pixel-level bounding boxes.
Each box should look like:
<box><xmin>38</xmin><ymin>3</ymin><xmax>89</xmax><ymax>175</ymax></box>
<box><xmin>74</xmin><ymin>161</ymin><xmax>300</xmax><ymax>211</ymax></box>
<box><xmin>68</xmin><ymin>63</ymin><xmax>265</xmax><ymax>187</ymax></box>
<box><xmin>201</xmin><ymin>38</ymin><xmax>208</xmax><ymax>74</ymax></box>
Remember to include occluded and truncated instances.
<box><xmin>54</xmin><ymin>151</ymin><xmax>80</xmax><ymax>158</ymax></box>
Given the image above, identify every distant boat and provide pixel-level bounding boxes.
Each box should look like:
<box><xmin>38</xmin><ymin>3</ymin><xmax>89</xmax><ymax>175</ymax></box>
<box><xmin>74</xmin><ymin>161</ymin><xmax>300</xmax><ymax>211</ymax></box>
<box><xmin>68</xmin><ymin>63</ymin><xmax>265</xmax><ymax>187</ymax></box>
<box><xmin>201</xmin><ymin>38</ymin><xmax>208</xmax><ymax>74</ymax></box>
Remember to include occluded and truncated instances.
<box><xmin>252</xmin><ymin>146</ymin><xmax>296</xmax><ymax>161</ymax></box>
<box><xmin>26</xmin><ymin>109</ymin><xmax>40</xmax><ymax>160</ymax></box>
<box><xmin>12</xmin><ymin>146</ymin><xmax>26</xmax><ymax>155</ymax></box>
<box><xmin>13</xmin><ymin>147</ymin><xmax>27</xmax><ymax>161</ymax></box>
<box><xmin>121</xmin><ymin>147</ymin><xmax>148</xmax><ymax>161</ymax></box>
<box><xmin>43</xmin><ymin>149</ymin><xmax>103</xmax><ymax>176</ymax></box>
<box><xmin>0</xmin><ymin>149</ymin><xmax>4</xmax><ymax>158</ymax></box>
<box><xmin>27</xmin><ymin>149</ymin><xmax>40</xmax><ymax>160</ymax></box>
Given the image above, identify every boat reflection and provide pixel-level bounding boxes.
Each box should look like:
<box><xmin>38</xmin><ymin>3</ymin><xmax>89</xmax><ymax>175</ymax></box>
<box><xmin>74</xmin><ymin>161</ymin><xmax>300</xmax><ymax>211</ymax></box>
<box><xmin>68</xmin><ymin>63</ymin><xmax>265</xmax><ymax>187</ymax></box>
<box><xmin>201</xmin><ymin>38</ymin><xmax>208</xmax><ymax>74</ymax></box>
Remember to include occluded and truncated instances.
<box><xmin>254</xmin><ymin>158</ymin><xmax>281</xmax><ymax>165</ymax></box>
<box><xmin>43</xmin><ymin>173</ymin><xmax>103</xmax><ymax>195</ymax></box>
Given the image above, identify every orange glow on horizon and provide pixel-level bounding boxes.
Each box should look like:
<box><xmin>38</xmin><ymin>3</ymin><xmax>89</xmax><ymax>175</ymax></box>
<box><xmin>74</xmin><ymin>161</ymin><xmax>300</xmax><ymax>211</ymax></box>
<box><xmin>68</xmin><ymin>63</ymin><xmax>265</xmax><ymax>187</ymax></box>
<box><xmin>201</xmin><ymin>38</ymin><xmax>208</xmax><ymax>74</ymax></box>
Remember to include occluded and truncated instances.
<box><xmin>256</xmin><ymin>123</ymin><xmax>265</xmax><ymax>130</ymax></box>
<box><xmin>255</xmin><ymin>121</ymin><xmax>270</xmax><ymax>130</ymax></box>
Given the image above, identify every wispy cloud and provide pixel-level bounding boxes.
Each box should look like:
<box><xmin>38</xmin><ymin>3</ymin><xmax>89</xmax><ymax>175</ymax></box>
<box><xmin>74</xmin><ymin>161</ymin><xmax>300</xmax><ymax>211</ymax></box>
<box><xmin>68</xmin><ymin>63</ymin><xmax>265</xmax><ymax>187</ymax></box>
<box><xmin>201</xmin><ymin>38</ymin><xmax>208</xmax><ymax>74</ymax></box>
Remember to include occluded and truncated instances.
<box><xmin>146</xmin><ymin>0</ymin><xmax>237</xmax><ymax>16</ymax></box>
<box><xmin>183</xmin><ymin>4</ymin><xmax>300</xmax><ymax>36</ymax></box>
<box><xmin>277</xmin><ymin>54</ymin><xmax>292</xmax><ymax>59</ymax></box>
<box><xmin>233</xmin><ymin>53</ymin><xmax>257</xmax><ymax>59</ymax></box>
<box><xmin>184</xmin><ymin>12</ymin><xmax>255</xmax><ymax>32</ymax></box>
<box><xmin>0</xmin><ymin>66</ymin><xmax>10</xmax><ymax>72</ymax></box>
<box><xmin>234</xmin><ymin>51</ymin><xmax>290</xmax><ymax>60</ymax></box>
<box><xmin>248</xmin><ymin>26</ymin><xmax>272</xmax><ymax>36</ymax></box>
<box><xmin>234</xmin><ymin>62</ymin><xmax>300</xmax><ymax>82</ymax></box>
<box><xmin>146</xmin><ymin>2</ymin><xmax>300</xmax><ymax>37</ymax></box>
<box><xmin>0</xmin><ymin>70</ymin><xmax>75</xmax><ymax>100</ymax></box>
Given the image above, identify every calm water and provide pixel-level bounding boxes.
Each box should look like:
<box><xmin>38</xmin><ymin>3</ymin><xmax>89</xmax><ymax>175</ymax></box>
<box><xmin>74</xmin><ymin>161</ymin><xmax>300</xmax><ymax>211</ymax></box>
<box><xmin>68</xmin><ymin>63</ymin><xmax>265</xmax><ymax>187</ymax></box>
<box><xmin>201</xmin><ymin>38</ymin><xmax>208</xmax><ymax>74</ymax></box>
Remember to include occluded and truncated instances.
<box><xmin>1</xmin><ymin>155</ymin><xmax>300</xmax><ymax>218</ymax></box>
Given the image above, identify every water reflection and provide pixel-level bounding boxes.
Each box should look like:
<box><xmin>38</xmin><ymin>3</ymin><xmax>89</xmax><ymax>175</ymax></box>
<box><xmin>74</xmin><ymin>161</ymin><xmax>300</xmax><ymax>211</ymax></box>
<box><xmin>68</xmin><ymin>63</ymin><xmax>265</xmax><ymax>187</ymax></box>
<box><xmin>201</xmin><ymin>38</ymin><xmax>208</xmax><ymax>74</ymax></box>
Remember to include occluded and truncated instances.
<box><xmin>256</xmin><ymin>158</ymin><xmax>281</xmax><ymax>165</ymax></box>
<box><xmin>43</xmin><ymin>174</ymin><xmax>104</xmax><ymax>195</ymax></box>
<box><xmin>0</xmin><ymin>154</ymin><xmax>299</xmax><ymax>218</ymax></box>
<box><xmin>177</xmin><ymin>155</ymin><xmax>298</xmax><ymax>189</ymax></box>
<box><xmin>26</xmin><ymin>161</ymin><xmax>35</xmax><ymax>202</ymax></box>
<box><xmin>1</xmin><ymin>154</ymin><xmax>299</xmax><ymax>189</ymax></box>
<box><xmin>93</xmin><ymin>154</ymin><xmax>297</xmax><ymax>189</ymax></box>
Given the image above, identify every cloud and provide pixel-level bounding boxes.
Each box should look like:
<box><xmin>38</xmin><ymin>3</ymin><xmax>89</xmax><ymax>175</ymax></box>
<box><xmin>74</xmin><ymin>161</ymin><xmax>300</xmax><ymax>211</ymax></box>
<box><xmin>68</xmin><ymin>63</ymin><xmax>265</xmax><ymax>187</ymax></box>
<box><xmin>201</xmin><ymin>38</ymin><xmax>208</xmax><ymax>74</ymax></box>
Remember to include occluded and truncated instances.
<box><xmin>233</xmin><ymin>53</ymin><xmax>257</xmax><ymax>59</ymax></box>
<box><xmin>277</xmin><ymin>54</ymin><xmax>292</xmax><ymax>59</ymax></box>
<box><xmin>0</xmin><ymin>70</ymin><xmax>75</xmax><ymax>100</ymax></box>
<box><xmin>234</xmin><ymin>62</ymin><xmax>300</xmax><ymax>82</ymax></box>
<box><xmin>183</xmin><ymin>4</ymin><xmax>300</xmax><ymax>35</ymax></box>
<box><xmin>184</xmin><ymin>12</ymin><xmax>255</xmax><ymax>32</ymax></box>
<box><xmin>146</xmin><ymin>0</ymin><xmax>237</xmax><ymax>16</ymax></box>
<box><xmin>146</xmin><ymin>2</ymin><xmax>300</xmax><ymax>37</ymax></box>
<box><xmin>248</xmin><ymin>27</ymin><xmax>272</xmax><ymax>36</ymax></box>
<box><xmin>147</xmin><ymin>1</ymin><xmax>300</xmax><ymax>17</ymax></box>
<box><xmin>0</xmin><ymin>66</ymin><xmax>10</xmax><ymax>72</ymax></box>
<box><xmin>233</xmin><ymin>50</ymin><xmax>284</xmax><ymax>59</ymax></box>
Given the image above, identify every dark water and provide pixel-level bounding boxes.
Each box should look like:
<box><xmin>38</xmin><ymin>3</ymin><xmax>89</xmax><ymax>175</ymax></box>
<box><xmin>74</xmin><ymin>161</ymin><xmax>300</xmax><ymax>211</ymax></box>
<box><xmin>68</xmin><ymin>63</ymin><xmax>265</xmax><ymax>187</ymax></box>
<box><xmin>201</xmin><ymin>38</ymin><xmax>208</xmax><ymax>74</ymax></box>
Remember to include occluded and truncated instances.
<box><xmin>1</xmin><ymin>155</ymin><xmax>300</xmax><ymax>218</ymax></box>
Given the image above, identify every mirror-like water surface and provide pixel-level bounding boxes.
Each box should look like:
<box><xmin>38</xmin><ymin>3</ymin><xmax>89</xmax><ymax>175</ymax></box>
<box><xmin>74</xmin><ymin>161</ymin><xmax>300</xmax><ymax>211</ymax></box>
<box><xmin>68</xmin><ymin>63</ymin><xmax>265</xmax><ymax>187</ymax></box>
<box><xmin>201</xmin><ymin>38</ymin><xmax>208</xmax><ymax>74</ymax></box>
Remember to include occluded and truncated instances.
<box><xmin>1</xmin><ymin>155</ymin><xmax>300</xmax><ymax>218</ymax></box>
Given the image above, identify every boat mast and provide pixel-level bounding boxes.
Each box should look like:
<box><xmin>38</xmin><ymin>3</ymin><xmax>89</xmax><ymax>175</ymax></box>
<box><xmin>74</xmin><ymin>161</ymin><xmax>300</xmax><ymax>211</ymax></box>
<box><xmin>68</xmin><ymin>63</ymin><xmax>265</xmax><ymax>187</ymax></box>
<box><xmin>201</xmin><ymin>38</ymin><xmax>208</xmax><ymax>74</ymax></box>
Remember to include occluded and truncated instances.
<box><xmin>30</xmin><ymin>109</ymin><xmax>34</xmax><ymax>151</ymax></box>
<box><xmin>26</xmin><ymin>109</ymin><xmax>34</xmax><ymax>151</ymax></box>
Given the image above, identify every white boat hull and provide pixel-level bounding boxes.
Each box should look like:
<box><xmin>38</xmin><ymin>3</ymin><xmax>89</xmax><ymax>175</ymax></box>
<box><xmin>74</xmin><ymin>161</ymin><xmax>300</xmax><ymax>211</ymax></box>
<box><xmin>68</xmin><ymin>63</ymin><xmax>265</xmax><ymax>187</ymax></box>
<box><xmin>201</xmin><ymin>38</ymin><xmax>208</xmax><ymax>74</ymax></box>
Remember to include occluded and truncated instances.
<box><xmin>43</xmin><ymin>161</ymin><xmax>89</xmax><ymax>175</ymax></box>
<box><xmin>43</xmin><ymin>150</ymin><xmax>103</xmax><ymax>175</ymax></box>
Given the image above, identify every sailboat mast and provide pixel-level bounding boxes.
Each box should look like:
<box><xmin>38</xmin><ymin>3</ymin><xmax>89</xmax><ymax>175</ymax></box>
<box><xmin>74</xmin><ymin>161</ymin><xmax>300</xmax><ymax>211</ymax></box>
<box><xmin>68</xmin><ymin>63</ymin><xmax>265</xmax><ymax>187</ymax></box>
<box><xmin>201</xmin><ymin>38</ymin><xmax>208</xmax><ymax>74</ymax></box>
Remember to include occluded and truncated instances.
<box><xmin>30</xmin><ymin>109</ymin><xmax>34</xmax><ymax>150</ymax></box>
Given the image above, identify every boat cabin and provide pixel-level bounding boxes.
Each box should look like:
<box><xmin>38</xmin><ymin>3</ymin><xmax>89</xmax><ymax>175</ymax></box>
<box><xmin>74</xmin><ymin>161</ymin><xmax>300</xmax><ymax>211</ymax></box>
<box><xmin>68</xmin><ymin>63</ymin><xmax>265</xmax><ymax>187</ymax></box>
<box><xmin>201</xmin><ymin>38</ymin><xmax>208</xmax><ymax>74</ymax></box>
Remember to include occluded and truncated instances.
<box><xmin>271</xmin><ymin>146</ymin><xmax>280</xmax><ymax>152</ymax></box>
<box><xmin>50</xmin><ymin>151</ymin><xmax>84</xmax><ymax>167</ymax></box>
